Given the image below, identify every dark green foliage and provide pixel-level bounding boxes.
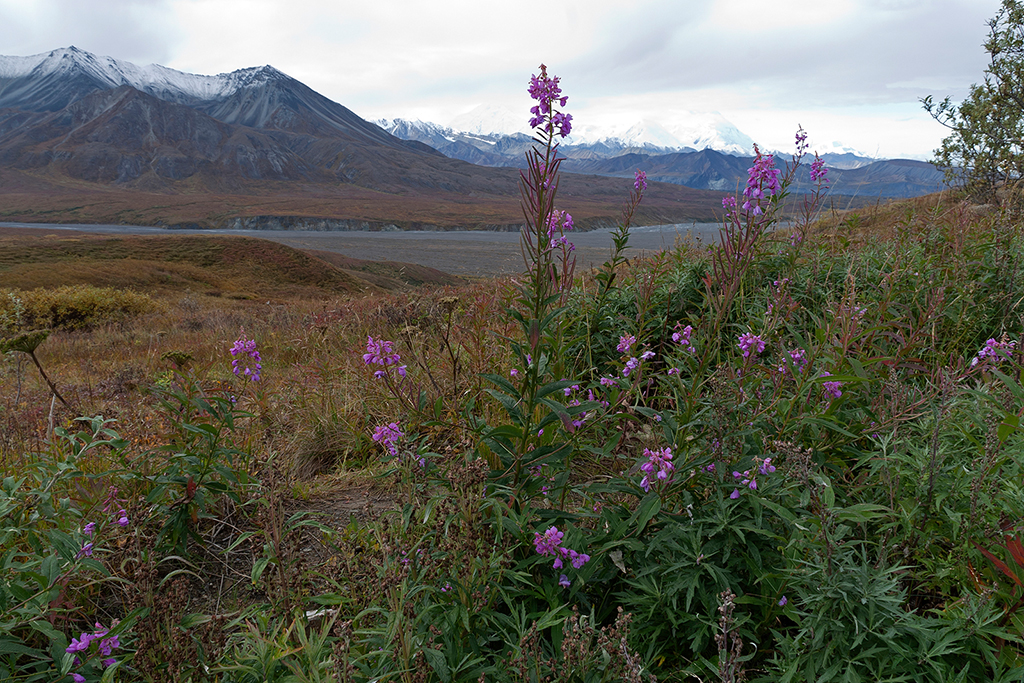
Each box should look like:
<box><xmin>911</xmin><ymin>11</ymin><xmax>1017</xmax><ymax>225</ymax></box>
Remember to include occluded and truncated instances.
<box><xmin>923</xmin><ymin>0</ymin><xmax>1024</xmax><ymax>202</ymax></box>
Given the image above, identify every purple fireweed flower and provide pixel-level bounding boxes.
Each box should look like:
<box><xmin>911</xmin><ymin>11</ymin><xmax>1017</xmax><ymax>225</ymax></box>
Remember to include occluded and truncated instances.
<box><xmin>640</xmin><ymin>349</ymin><xmax>656</xmax><ymax>361</ymax></box>
<box><xmin>667</xmin><ymin>367</ymin><xmax>680</xmax><ymax>375</ymax></box>
<box><xmin>810</xmin><ymin>155</ymin><xmax>828</xmax><ymax>185</ymax></box>
<box><xmin>722</xmin><ymin>195</ymin><xmax>738</xmax><ymax>217</ymax></box>
<box><xmin>83</xmin><ymin>522</ymin><xmax>96</xmax><ymax>536</ymax></box>
<box><xmin>72</xmin><ymin>674</ymin><xmax>86</xmax><ymax>683</ymax></box>
<box><xmin>230</xmin><ymin>334</ymin><xmax>263</xmax><ymax>382</ymax></box>
<box><xmin>737</xmin><ymin>332</ymin><xmax>766</xmax><ymax>359</ymax></box>
<box><xmin>778</xmin><ymin>595</ymin><xmax>788</xmax><ymax>607</ymax></box>
<box><xmin>533</xmin><ymin>527</ymin><xmax>564</xmax><ymax>557</ymax></box>
<box><xmin>623</xmin><ymin>357</ymin><xmax>640</xmax><ymax>377</ymax></box>
<box><xmin>672</xmin><ymin>324</ymin><xmax>696</xmax><ymax>353</ymax></box>
<box><xmin>777</xmin><ymin>348</ymin><xmax>808</xmax><ymax>376</ymax></box>
<box><xmin>371</xmin><ymin>422</ymin><xmax>404</xmax><ymax>457</ymax></box>
<box><xmin>67</xmin><ymin>634</ymin><xmax>93</xmax><ymax>654</ymax></box>
<box><xmin>98</xmin><ymin>634</ymin><xmax>120</xmax><ymax>657</ymax></box>
<box><xmin>528</xmin><ymin>65</ymin><xmax>572</xmax><ymax>137</ymax></box>
<box><xmin>559</xmin><ymin>574</ymin><xmax>571</xmax><ymax>588</ymax></box>
<box><xmin>363</xmin><ymin>336</ymin><xmax>401</xmax><ymax>369</ymax></box>
<box><xmin>972</xmin><ymin>337</ymin><xmax>1017</xmax><ymax>369</ymax></box>
<box><xmin>510</xmin><ymin>368</ymin><xmax>519</xmax><ymax>377</ymax></box>
<box><xmin>617</xmin><ymin>334</ymin><xmax>636</xmax><ymax>353</ymax></box>
<box><xmin>76</xmin><ymin>542</ymin><xmax>93</xmax><ymax>559</ymax></box>
<box><xmin>820</xmin><ymin>372</ymin><xmax>844</xmax><ymax>400</ymax></box>
<box><xmin>599</xmin><ymin>376</ymin><xmax>617</xmax><ymax>387</ymax></box>
<box><xmin>546</xmin><ymin>210</ymin><xmax>575</xmax><ymax>238</ymax></box>
<box><xmin>634</xmin><ymin>169</ymin><xmax>648</xmax><ymax>193</ymax></box>
<box><xmin>795</xmin><ymin>126</ymin><xmax>808</xmax><ymax>155</ymax></box>
<box><xmin>116</xmin><ymin>510</ymin><xmax>128</xmax><ymax>527</ymax></box>
<box><xmin>742</xmin><ymin>147</ymin><xmax>782</xmax><ymax>215</ymax></box>
<box><xmin>639</xmin><ymin>446</ymin><xmax>674</xmax><ymax>492</ymax></box>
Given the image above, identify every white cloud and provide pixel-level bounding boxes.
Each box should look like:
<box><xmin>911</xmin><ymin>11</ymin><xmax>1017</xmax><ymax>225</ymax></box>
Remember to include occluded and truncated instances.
<box><xmin>0</xmin><ymin>0</ymin><xmax>1008</xmax><ymax>158</ymax></box>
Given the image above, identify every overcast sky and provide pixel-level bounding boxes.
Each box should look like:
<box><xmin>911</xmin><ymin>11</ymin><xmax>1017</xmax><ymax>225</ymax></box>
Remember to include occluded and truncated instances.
<box><xmin>0</xmin><ymin>0</ymin><xmax>1005</xmax><ymax>159</ymax></box>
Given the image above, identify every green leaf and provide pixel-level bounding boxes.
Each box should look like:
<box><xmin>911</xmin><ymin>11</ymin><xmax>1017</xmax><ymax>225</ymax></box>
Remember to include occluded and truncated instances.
<box><xmin>251</xmin><ymin>556</ymin><xmax>271</xmax><ymax>585</ymax></box>
<box><xmin>484</xmin><ymin>389</ymin><xmax>524</xmax><ymax>424</ymax></box>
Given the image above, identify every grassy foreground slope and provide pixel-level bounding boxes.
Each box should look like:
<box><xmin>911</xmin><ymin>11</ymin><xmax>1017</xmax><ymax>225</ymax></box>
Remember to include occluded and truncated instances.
<box><xmin>0</xmin><ymin>192</ymin><xmax>1022</xmax><ymax>681</ymax></box>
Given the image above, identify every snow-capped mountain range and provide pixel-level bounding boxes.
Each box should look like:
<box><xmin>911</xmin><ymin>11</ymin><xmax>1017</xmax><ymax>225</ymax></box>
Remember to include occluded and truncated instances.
<box><xmin>0</xmin><ymin>46</ymin><xmax>940</xmax><ymax>208</ymax></box>
<box><xmin>0</xmin><ymin>46</ymin><xmax>285</xmax><ymax>109</ymax></box>
<box><xmin>377</xmin><ymin>104</ymin><xmax>877</xmax><ymax>169</ymax></box>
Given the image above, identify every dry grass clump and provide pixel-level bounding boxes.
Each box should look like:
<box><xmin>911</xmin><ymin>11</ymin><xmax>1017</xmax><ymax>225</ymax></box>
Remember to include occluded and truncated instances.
<box><xmin>1</xmin><ymin>284</ymin><xmax>160</xmax><ymax>331</ymax></box>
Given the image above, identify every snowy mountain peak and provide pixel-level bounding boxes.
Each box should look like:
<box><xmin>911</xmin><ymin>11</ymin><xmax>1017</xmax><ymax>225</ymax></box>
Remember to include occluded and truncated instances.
<box><xmin>448</xmin><ymin>104</ymin><xmax>530</xmax><ymax>137</ymax></box>
<box><xmin>0</xmin><ymin>46</ymin><xmax>294</xmax><ymax>104</ymax></box>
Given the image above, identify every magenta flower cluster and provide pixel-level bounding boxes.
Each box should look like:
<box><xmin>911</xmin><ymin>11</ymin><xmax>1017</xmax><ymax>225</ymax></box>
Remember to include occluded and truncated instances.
<box><xmin>617</xmin><ymin>334</ymin><xmax>636</xmax><ymax>353</ymax></box>
<box><xmin>737</xmin><ymin>332</ymin><xmax>766</xmax><ymax>359</ymax></box>
<box><xmin>639</xmin><ymin>446</ymin><xmax>674</xmax><ymax>492</ymax></box>
<box><xmin>730</xmin><ymin>457</ymin><xmax>776</xmax><ymax>499</ymax></box>
<box><xmin>971</xmin><ymin>337</ymin><xmax>1017</xmax><ymax>369</ymax></box>
<box><xmin>67</xmin><ymin>622</ymin><xmax>121</xmax><ymax>678</ymax></box>
<box><xmin>820</xmin><ymin>371</ymin><xmax>844</xmax><ymax>400</ymax></box>
<box><xmin>230</xmin><ymin>334</ymin><xmax>262</xmax><ymax>382</ymax></box>
<box><xmin>810</xmin><ymin>154</ymin><xmax>829</xmax><ymax>185</ymax></box>
<box><xmin>672</xmin><ymin>324</ymin><xmax>696</xmax><ymax>354</ymax></box>
<box><xmin>777</xmin><ymin>348</ymin><xmax>808</xmax><ymax>376</ymax></box>
<box><xmin>546</xmin><ymin>210</ymin><xmax>575</xmax><ymax>250</ymax></box>
<box><xmin>528</xmin><ymin>65</ymin><xmax>572</xmax><ymax>138</ymax></box>
<box><xmin>363</xmin><ymin>336</ymin><xmax>407</xmax><ymax>379</ymax></box>
<box><xmin>742</xmin><ymin>149</ymin><xmax>782</xmax><ymax>215</ymax></box>
<box><xmin>533</xmin><ymin>526</ymin><xmax>591</xmax><ymax>570</ymax></box>
<box><xmin>622</xmin><ymin>349</ymin><xmax>655</xmax><ymax>377</ymax></box>
<box><xmin>634</xmin><ymin>169</ymin><xmax>648</xmax><ymax>193</ymax></box>
<box><xmin>77</xmin><ymin>490</ymin><xmax>129</xmax><ymax>560</ymax></box>
<box><xmin>372</xmin><ymin>422</ymin><xmax>404</xmax><ymax>457</ymax></box>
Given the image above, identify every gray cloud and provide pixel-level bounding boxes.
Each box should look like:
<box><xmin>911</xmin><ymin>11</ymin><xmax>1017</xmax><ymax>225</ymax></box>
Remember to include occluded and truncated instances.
<box><xmin>0</xmin><ymin>0</ymin><xmax>180</xmax><ymax>64</ymax></box>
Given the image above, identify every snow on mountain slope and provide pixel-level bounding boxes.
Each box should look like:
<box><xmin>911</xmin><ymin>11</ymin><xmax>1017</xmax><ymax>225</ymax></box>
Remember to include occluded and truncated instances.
<box><xmin>0</xmin><ymin>46</ymin><xmax>288</xmax><ymax>108</ymax></box>
<box><xmin>449</xmin><ymin>104</ymin><xmax>531</xmax><ymax>136</ymax></box>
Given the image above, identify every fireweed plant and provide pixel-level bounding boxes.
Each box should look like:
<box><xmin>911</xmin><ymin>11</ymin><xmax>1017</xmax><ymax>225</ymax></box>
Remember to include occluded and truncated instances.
<box><xmin>4</xmin><ymin>65</ymin><xmax>1024</xmax><ymax>683</ymax></box>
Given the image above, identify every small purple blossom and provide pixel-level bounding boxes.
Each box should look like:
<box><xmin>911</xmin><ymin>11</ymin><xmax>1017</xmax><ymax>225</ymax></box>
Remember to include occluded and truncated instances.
<box><xmin>722</xmin><ymin>195</ymin><xmax>737</xmax><ymax>215</ymax></box>
<box><xmin>672</xmin><ymin>324</ymin><xmax>696</xmax><ymax>353</ymax></box>
<box><xmin>634</xmin><ymin>169</ymin><xmax>647</xmax><ymax>193</ymax></box>
<box><xmin>67</xmin><ymin>634</ymin><xmax>94</xmax><ymax>654</ymax></box>
<box><xmin>809</xmin><ymin>154</ymin><xmax>829</xmax><ymax>186</ymax></box>
<box><xmin>72</xmin><ymin>674</ymin><xmax>86</xmax><ymax>683</ymax></box>
<box><xmin>599</xmin><ymin>376</ymin><xmax>617</xmax><ymax>387</ymax></box>
<box><xmin>742</xmin><ymin>147</ymin><xmax>782</xmax><ymax>215</ymax></box>
<box><xmin>639</xmin><ymin>446</ymin><xmax>674</xmax><ymax>492</ymax></box>
<box><xmin>116</xmin><ymin>510</ymin><xmax>128</xmax><ymax>527</ymax></box>
<box><xmin>737</xmin><ymin>332</ymin><xmax>766</xmax><ymax>359</ymax></box>
<box><xmin>371</xmin><ymin>422</ymin><xmax>404</xmax><ymax>457</ymax></box>
<box><xmin>363</xmin><ymin>336</ymin><xmax>401</xmax><ymax>370</ymax></box>
<box><xmin>971</xmin><ymin>337</ymin><xmax>1017</xmax><ymax>370</ymax></box>
<box><xmin>528</xmin><ymin>65</ymin><xmax>572</xmax><ymax>137</ymax></box>
<box><xmin>778</xmin><ymin>595</ymin><xmax>788</xmax><ymax>607</ymax></box>
<box><xmin>778</xmin><ymin>348</ymin><xmax>808</xmax><ymax>376</ymax></box>
<box><xmin>820</xmin><ymin>372</ymin><xmax>844</xmax><ymax>400</ymax></box>
<box><xmin>230</xmin><ymin>333</ymin><xmax>262</xmax><ymax>382</ymax></box>
<box><xmin>76</xmin><ymin>542</ymin><xmax>93</xmax><ymax>559</ymax></box>
<box><xmin>617</xmin><ymin>334</ymin><xmax>636</xmax><ymax>353</ymax></box>
<box><xmin>533</xmin><ymin>527</ymin><xmax>565</xmax><ymax>557</ymax></box>
<box><xmin>623</xmin><ymin>357</ymin><xmax>640</xmax><ymax>377</ymax></box>
<box><xmin>559</xmin><ymin>574</ymin><xmax>571</xmax><ymax>588</ymax></box>
<box><xmin>83</xmin><ymin>522</ymin><xmax>95</xmax><ymax>536</ymax></box>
